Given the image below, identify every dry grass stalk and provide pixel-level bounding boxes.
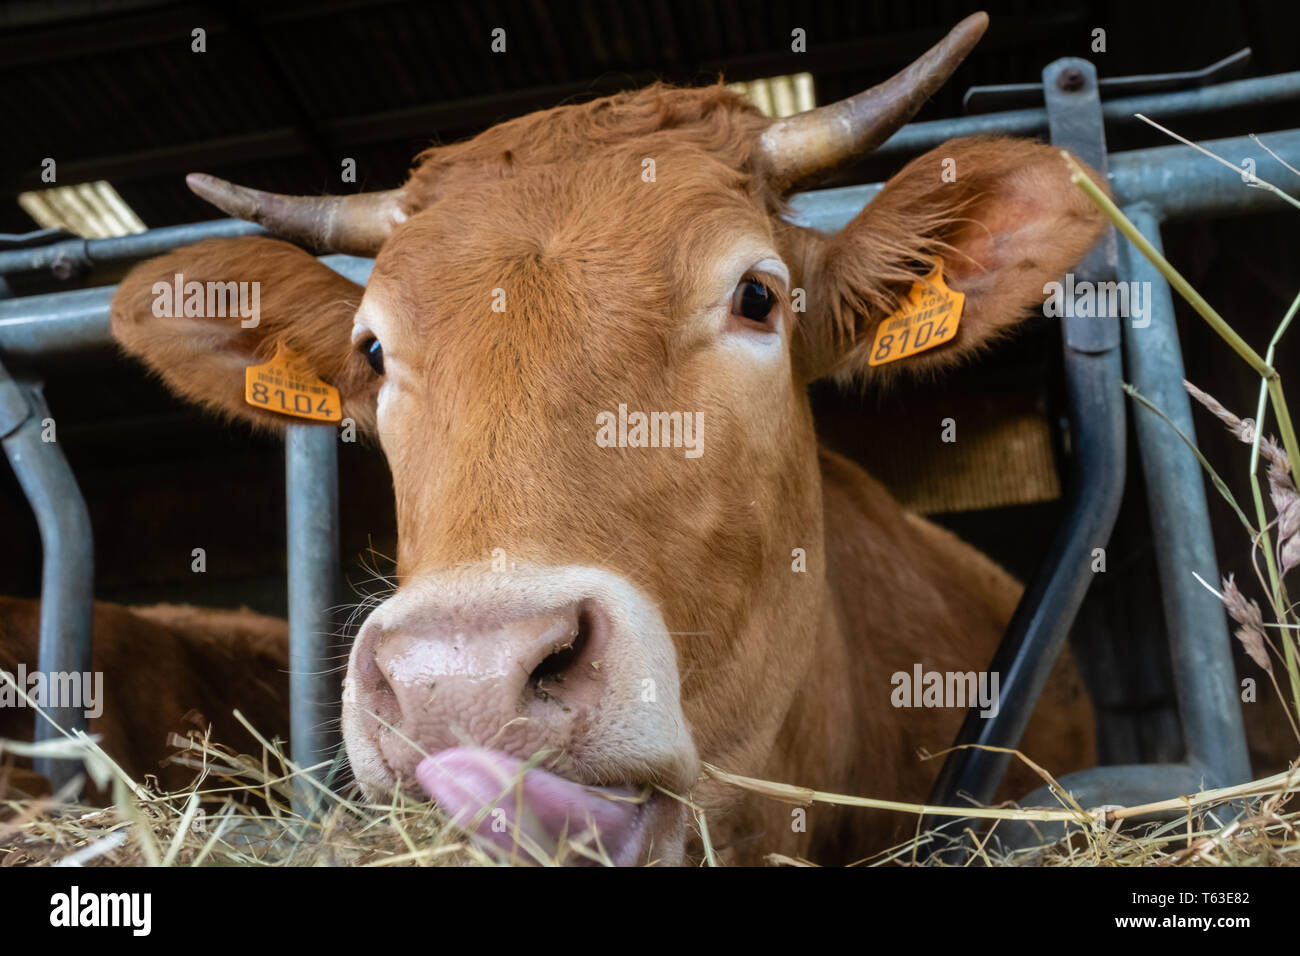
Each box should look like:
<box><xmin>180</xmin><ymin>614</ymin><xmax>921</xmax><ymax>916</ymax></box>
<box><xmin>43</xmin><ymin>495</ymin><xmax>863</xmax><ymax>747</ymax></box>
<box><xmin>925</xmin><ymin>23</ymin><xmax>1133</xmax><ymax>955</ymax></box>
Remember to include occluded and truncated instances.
<box><xmin>2</xmin><ymin>717</ymin><xmax>1299</xmax><ymax>867</ymax></box>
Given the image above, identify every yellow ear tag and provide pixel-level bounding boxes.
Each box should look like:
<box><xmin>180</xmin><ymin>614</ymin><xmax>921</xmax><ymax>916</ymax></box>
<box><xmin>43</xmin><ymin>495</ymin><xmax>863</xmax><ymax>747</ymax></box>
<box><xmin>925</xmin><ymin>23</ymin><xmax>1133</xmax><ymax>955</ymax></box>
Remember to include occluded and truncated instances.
<box><xmin>244</xmin><ymin>342</ymin><xmax>342</xmax><ymax>422</ymax></box>
<box><xmin>867</xmin><ymin>263</ymin><xmax>964</xmax><ymax>366</ymax></box>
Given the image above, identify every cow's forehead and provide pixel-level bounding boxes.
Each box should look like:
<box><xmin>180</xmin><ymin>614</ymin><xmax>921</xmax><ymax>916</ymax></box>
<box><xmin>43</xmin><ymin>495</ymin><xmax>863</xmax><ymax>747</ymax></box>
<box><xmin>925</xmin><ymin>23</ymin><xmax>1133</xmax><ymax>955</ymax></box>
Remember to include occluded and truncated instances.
<box><xmin>365</xmin><ymin>150</ymin><xmax>780</xmax><ymax>342</ymax></box>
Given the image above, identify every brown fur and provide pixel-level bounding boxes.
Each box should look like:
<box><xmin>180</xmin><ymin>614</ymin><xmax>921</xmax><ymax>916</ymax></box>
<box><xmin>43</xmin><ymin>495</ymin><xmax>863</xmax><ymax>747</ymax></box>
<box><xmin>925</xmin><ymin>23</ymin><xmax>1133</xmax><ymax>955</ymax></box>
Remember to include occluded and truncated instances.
<box><xmin>61</xmin><ymin>81</ymin><xmax>1201</xmax><ymax>864</ymax></box>
<box><xmin>100</xmin><ymin>84</ymin><xmax>1110</xmax><ymax>862</ymax></box>
<box><xmin>744</xmin><ymin>450</ymin><xmax>1094</xmax><ymax>862</ymax></box>
<box><xmin>111</xmin><ymin>238</ymin><xmax>375</xmax><ymax>434</ymax></box>
<box><xmin>0</xmin><ymin>597</ymin><xmax>289</xmax><ymax>799</ymax></box>
<box><xmin>811</xmin><ymin>135</ymin><xmax>1107</xmax><ymax>386</ymax></box>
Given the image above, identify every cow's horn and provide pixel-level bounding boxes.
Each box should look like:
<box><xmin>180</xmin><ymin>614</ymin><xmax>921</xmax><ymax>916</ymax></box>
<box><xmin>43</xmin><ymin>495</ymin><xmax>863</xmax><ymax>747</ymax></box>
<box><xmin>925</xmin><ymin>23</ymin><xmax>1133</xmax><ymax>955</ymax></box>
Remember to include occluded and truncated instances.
<box><xmin>759</xmin><ymin>12</ymin><xmax>988</xmax><ymax>192</ymax></box>
<box><xmin>185</xmin><ymin>173</ymin><xmax>407</xmax><ymax>256</ymax></box>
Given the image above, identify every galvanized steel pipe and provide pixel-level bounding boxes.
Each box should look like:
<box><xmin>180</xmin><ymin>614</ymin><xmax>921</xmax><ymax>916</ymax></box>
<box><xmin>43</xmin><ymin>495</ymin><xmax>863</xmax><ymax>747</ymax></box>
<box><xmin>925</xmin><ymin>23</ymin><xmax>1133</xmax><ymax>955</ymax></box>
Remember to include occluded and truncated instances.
<box><xmin>0</xmin><ymin>364</ymin><xmax>93</xmax><ymax>792</ymax></box>
<box><xmin>285</xmin><ymin>423</ymin><xmax>342</xmax><ymax>813</ymax></box>
<box><xmin>1120</xmin><ymin>203</ymin><xmax>1251</xmax><ymax>787</ymax></box>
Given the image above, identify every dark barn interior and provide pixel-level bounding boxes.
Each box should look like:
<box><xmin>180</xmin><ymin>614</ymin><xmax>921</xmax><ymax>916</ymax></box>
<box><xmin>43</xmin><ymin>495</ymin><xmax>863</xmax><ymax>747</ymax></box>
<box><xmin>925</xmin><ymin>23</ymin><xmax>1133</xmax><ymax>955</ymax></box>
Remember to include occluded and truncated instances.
<box><xmin>2</xmin><ymin>0</ymin><xmax>1299</xmax><ymax>778</ymax></box>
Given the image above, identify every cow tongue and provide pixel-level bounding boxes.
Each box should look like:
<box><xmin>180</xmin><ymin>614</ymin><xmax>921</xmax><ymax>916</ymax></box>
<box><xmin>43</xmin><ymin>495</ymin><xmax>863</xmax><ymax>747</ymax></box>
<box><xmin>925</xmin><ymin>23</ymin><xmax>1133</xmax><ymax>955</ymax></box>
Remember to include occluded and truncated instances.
<box><xmin>416</xmin><ymin>747</ymin><xmax>645</xmax><ymax>865</ymax></box>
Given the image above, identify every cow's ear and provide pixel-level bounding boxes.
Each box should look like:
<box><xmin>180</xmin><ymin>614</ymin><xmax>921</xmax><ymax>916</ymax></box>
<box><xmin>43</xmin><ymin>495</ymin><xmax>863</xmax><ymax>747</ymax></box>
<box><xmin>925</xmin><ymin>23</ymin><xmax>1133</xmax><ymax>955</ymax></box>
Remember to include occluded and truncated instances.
<box><xmin>796</xmin><ymin>137</ymin><xmax>1106</xmax><ymax>384</ymax></box>
<box><xmin>111</xmin><ymin>237</ymin><xmax>376</xmax><ymax>433</ymax></box>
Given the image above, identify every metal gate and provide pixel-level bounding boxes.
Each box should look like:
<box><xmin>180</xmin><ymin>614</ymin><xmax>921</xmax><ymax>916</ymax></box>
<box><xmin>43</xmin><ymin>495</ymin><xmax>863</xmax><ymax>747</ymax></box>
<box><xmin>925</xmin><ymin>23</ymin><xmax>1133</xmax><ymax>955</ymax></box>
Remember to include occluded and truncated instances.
<box><xmin>2</xmin><ymin>57</ymin><xmax>1297</xmax><ymax>835</ymax></box>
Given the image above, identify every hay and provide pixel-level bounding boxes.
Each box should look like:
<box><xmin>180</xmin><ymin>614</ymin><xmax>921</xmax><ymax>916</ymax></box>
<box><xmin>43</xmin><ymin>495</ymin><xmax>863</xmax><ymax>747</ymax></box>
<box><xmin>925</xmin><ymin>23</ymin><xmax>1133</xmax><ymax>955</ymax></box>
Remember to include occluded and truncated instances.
<box><xmin>4</xmin><ymin>132</ymin><xmax>1299</xmax><ymax>869</ymax></box>
<box><xmin>708</xmin><ymin>755</ymin><xmax>1300</xmax><ymax>867</ymax></box>
<box><xmin>0</xmin><ymin>721</ymin><xmax>487</xmax><ymax>867</ymax></box>
<box><xmin>3</xmin><ymin>717</ymin><xmax>1298</xmax><ymax>866</ymax></box>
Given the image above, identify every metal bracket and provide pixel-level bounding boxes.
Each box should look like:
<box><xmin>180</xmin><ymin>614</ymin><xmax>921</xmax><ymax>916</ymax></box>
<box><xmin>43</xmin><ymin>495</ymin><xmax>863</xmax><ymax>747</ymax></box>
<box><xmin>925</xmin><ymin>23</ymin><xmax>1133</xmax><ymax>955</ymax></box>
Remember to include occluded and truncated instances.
<box><xmin>0</xmin><ymin>229</ymin><xmax>90</xmax><ymax>282</ymax></box>
<box><xmin>0</xmin><ymin>229</ymin><xmax>79</xmax><ymax>250</ymax></box>
<box><xmin>922</xmin><ymin>55</ymin><xmax>1254</xmax><ymax>860</ymax></box>
<box><xmin>1045</xmin><ymin>59</ymin><xmax>1120</xmax><ymax>354</ymax></box>
<box><xmin>963</xmin><ymin>48</ymin><xmax>1252</xmax><ymax>113</ymax></box>
<box><xmin>921</xmin><ymin>58</ymin><xmax>1128</xmax><ymax>858</ymax></box>
<box><xmin>0</xmin><ymin>371</ymin><xmax>30</xmax><ymax>438</ymax></box>
<box><xmin>0</xmin><ymin>362</ymin><xmax>94</xmax><ymax>793</ymax></box>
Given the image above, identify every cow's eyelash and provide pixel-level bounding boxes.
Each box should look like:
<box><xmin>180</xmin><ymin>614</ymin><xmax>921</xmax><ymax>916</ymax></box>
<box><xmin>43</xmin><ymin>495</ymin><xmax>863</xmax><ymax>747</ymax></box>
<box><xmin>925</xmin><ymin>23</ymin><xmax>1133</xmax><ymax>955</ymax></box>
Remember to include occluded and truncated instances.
<box><xmin>738</xmin><ymin>271</ymin><xmax>791</xmax><ymax>314</ymax></box>
<box><xmin>359</xmin><ymin>335</ymin><xmax>385</xmax><ymax>375</ymax></box>
<box><xmin>744</xmin><ymin>268</ymin><xmax>785</xmax><ymax>289</ymax></box>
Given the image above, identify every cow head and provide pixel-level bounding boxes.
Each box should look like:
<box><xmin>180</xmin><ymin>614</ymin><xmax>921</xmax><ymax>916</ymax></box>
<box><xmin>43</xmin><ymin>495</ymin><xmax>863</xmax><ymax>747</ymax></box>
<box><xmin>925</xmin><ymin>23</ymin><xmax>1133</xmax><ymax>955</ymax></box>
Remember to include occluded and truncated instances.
<box><xmin>111</xmin><ymin>12</ymin><xmax>1104</xmax><ymax>864</ymax></box>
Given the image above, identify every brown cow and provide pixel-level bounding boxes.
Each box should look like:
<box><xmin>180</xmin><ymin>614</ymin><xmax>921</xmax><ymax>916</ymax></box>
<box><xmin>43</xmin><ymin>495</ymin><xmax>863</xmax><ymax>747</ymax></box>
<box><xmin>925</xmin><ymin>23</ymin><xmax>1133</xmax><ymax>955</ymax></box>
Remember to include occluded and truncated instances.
<box><xmin>0</xmin><ymin>598</ymin><xmax>290</xmax><ymax>799</ymax></box>
<box><xmin>103</xmin><ymin>13</ymin><xmax>1110</xmax><ymax>864</ymax></box>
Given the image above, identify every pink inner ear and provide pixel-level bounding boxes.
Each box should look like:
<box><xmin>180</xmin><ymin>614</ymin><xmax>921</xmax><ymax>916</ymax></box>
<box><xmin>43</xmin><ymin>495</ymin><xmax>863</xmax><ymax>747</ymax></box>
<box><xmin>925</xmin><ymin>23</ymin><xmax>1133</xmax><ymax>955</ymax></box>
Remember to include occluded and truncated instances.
<box><xmin>944</xmin><ymin>193</ymin><xmax>1045</xmax><ymax>281</ymax></box>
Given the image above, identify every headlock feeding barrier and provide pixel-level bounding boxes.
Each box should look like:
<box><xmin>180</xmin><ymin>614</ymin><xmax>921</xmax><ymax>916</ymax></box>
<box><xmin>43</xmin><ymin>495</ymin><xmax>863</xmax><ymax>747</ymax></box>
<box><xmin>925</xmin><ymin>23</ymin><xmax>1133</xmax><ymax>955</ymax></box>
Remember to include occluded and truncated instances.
<box><xmin>2</xmin><ymin>56</ymin><xmax>1299</xmax><ymax>847</ymax></box>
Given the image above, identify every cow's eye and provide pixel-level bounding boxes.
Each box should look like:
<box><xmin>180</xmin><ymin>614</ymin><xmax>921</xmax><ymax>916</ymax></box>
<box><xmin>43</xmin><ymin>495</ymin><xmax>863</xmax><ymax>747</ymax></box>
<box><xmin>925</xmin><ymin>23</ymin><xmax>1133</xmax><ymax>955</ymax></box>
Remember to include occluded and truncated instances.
<box><xmin>731</xmin><ymin>277</ymin><xmax>775</xmax><ymax>325</ymax></box>
<box><xmin>362</xmin><ymin>337</ymin><xmax>385</xmax><ymax>375</ymax></box>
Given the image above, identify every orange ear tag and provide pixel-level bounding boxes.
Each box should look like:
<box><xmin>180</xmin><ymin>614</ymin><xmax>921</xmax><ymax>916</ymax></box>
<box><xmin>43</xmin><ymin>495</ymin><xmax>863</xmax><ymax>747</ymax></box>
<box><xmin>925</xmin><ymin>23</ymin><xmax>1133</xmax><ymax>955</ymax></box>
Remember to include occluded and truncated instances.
<box><xmin>867</xmin><ymin>263</ymin><xmax>964</xmax><ymax>366</ymax></box>
<box><xmin>244</xmin><ymin>342</ymin><xmax>342</xmax><ymax>422</ymax></box>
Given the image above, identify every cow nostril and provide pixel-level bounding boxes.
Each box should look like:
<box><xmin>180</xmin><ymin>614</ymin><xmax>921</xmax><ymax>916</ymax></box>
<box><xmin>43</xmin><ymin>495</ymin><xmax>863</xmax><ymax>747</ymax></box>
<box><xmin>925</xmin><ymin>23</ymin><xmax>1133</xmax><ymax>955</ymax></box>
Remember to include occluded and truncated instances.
<box><xmin>358</xmin><ymin>636</ymin><xmax>400</xmax><ymax>725</ymax></box>
<box><xmin>374</xmin><ymin>668</ymin><xmax>398</xmax><ymax>709</ymax></box>
<box><xmin>528</xmin><ymin>607</ymin><xmax>591</xmax><ymax>687</ymax></box>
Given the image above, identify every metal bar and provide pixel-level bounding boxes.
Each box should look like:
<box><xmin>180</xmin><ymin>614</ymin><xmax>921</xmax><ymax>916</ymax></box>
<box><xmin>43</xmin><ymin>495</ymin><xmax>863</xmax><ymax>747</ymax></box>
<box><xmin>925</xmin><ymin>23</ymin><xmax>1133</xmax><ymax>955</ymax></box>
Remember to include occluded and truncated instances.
<box><xmin>977</xmin><ymin>205</ymin><xmax>1256</xmax><ymax>856</ymax></box>
<box><xmin>0</xmin><ymin>220</ymin><xmax>266</xmax><ymax>278</ymax></box>
<box><xmin>0</xmin><ymin>72</ymin><xmax>1295</xmax><ymax>280</ymax></box>
<box><xmin>285</xmin><ymin>423</ymin><xmax>342</xmax><ymax>813</ymax></box>
<box><xmin>1108</xmin><ymin>129</ymin><xmax>1300</xmax><ymax>220</ymax></box>
<box><xmin>921</xmin><ymin>59</ymin><xmax>1127</xmax><ymax>841</ymax></box>
<box><xmin>919</xmin><ymin>344</ymin><xmax>1120</xmax><ymax>804</ymax></box>
<box><xmin>0</xmin><ymin>256</ymin><xmax>372</xmax><ymax>362</ymax></box>
<box><xmin>873</xmin><ymin>70</ymin><xmax>1300</xmax><ymax>161</ymax></box>
<box><xmin>0</xmin><ymin>287</ymin><xmax>115</xmax><ymax>359</ymax></box>
<box><xmin>986</xmin><ymin>763</ymin><xmax>1212</xmax><ymax>854</ymax></box>
<box><xmin>960</xmin><ymin>47</ymin><xmax>1254</xmax><ymax>113</ymax></box>
<box><xmin>0</xmin><ymin>130</ymin><xmax>1291</xmax><ymax>333</ymax></box>
<box><xmin>789</xmin><ymin>128</ymin><xmax>1300</xmax><ymax>234</ymax></box>
<box><xmin>0</xmin><ymin>365</ymin><xmax>93</xmax><ymax>792</ymax></box>
<box><xmin>1121</xmin><ymin>203</ymin><xmax>1251</xmax><ymax>786</ymax></box>
<box><xmin>1</xmin><ymin>129</ymin><xmax>1294</xmax><ymax>360</ymax></box>
<box><xmin>0</xmin><ymin>87</ymin><xmax>1292</xmax><ymax>818</ymax></box>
